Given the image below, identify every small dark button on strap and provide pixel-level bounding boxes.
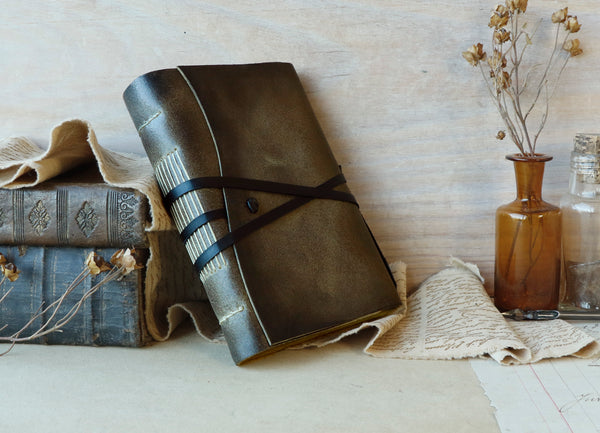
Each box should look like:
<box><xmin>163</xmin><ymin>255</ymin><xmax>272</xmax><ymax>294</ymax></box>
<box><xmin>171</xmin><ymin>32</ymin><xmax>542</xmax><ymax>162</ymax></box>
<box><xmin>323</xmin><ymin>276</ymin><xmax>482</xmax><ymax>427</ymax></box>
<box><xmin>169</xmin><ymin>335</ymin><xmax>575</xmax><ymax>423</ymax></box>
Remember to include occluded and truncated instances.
<box><xmin>246</xmin><ymin>197</ymin><xmax>259</xmax><ymax>214</ymax></box>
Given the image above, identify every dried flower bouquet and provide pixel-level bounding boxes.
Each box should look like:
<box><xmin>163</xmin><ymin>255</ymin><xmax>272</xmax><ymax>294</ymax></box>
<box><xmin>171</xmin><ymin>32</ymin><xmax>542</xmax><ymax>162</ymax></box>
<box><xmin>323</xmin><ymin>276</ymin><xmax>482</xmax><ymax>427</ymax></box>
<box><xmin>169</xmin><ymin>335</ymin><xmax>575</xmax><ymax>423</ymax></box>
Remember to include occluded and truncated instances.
<box><xmin>463</xmin><ymin>0</ymin><xmax>582</xmax><ymax>157</ymax></box>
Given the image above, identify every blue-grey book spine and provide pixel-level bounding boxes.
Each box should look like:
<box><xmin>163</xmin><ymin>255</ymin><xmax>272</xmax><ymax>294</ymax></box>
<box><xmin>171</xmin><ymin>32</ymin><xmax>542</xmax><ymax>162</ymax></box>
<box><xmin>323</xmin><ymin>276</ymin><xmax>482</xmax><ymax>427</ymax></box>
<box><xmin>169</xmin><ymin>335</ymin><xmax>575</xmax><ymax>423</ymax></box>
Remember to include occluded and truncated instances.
<box><xmin>0</xmin><ymin>245</ymin><xmax>149</xmax><ymax>347</ymax></box>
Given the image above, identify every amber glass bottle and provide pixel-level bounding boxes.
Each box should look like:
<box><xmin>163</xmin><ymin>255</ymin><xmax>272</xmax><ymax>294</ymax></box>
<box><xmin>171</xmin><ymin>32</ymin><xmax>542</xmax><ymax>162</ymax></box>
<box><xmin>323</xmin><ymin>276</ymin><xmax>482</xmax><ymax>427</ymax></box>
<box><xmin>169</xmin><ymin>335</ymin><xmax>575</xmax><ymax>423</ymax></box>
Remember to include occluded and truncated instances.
<box><xmin>494</xmin><ymin>154</ymin><xmax>562</xmax><ymax>311</ymax></box>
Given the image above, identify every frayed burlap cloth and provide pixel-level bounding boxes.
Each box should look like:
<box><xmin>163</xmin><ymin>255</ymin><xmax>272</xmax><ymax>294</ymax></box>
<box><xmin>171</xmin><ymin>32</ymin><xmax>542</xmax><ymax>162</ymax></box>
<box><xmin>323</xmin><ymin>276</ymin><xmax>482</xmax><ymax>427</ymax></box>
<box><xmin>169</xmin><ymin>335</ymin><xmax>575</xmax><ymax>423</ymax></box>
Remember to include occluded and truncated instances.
<box><xmin>2</xmin><ymin>119</ymin><xmax>598</xmax><ymax>364</ymax></box>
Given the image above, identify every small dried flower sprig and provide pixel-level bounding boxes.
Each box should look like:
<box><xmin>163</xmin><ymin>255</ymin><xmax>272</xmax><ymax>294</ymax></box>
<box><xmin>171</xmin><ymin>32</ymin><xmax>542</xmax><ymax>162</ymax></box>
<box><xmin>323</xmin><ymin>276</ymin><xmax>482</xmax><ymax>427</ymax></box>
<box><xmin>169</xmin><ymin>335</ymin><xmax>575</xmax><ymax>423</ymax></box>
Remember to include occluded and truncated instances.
<box><xmin>0</xmin><ymin>254</ymin><xmax>21</xmax><ymax>311</ymax></box>
<box><xmin>0</xmin><ymin>248</ymin><xmax>144</xmax><ymax>356</ymax></box>
<box><xmin>0</xmin><ymin>252</ymin><xmax>20</xmax><ymax>283</ymax></box>
<box><xmin>463</xmin><ymin>1</ymin><xmax>583</xmax><ymax>156</ymax></box>
<box><xmin>110</xmin><ymin>248</ymin><xmax>144</xmax><ymax>276</ymax></box>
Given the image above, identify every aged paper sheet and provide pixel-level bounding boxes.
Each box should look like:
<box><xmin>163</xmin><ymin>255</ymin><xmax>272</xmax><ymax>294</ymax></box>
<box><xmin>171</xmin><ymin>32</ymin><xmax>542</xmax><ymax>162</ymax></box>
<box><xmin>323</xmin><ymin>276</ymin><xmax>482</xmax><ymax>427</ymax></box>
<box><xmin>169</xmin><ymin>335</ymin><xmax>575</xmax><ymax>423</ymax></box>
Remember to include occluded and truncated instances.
<box><xmin>472</xmin><ymin>323</ymin><xmax>600</xmax><ymax>433</ymax></box>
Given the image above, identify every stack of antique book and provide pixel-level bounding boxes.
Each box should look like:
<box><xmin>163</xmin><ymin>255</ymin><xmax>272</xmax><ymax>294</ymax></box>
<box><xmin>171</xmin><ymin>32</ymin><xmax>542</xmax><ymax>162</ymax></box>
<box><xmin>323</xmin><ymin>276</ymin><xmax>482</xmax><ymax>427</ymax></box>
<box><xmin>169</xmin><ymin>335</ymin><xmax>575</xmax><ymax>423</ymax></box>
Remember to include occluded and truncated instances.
<box><xmin>0</xmin><ymin>119</ymin><xmax>210</xmax><ymax>352</ymax></box>
<box><xmin>0</xmin><ymin>164</ymin><xmax>154</xmax><ymax>347</ymax></box>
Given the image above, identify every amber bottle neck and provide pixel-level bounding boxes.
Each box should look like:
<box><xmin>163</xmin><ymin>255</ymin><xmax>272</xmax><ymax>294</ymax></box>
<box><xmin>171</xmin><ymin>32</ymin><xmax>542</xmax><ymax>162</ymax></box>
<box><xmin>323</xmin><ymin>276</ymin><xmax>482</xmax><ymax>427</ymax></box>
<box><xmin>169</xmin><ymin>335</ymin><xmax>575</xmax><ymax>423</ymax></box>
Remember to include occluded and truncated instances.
<box><xmin>511</xmin><ymin>159</ymin><xmax>546</xmax><ymax>201</ymax></box>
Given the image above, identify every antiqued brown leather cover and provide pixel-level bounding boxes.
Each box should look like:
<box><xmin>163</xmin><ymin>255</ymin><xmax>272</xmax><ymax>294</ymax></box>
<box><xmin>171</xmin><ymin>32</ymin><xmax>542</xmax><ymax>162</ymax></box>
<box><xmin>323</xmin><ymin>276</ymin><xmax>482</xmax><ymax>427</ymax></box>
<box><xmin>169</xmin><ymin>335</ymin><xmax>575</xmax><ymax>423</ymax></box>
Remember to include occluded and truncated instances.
<box><xmin>123</xmin><ymin>63</ymin><xmax>401</xmax><ymax>364</ymax></box>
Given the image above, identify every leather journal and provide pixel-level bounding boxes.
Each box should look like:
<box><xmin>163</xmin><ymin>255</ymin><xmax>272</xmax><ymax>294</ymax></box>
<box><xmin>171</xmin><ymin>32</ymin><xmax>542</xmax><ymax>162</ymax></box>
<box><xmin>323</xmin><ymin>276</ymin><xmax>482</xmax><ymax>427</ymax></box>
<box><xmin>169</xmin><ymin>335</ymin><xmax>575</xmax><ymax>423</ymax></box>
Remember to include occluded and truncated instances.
<box><xmin>123</xmin><ymin>62</ymin><xmax>401</xmax><ymax>364</ymax></box>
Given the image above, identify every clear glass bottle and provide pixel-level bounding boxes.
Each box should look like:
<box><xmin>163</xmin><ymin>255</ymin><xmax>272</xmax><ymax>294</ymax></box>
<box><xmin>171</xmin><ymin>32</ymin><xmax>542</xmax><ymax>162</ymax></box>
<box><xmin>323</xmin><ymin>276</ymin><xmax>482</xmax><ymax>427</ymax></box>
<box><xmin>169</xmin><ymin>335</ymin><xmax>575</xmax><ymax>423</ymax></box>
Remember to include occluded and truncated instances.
<box><xmin>561</xmin><ymin>133</ymin><xmax>600</xmax><ymax>311</ymax></box>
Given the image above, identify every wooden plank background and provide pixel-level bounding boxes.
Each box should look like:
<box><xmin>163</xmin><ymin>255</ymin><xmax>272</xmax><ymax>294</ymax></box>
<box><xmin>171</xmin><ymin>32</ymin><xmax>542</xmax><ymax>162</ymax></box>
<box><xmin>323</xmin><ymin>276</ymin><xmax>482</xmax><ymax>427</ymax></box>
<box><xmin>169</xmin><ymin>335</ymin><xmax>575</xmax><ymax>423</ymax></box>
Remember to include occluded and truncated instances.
<box><xmin>1</xmin><ymin>0</ymin><xmax>597</xmax><ymax>291</ymax></box>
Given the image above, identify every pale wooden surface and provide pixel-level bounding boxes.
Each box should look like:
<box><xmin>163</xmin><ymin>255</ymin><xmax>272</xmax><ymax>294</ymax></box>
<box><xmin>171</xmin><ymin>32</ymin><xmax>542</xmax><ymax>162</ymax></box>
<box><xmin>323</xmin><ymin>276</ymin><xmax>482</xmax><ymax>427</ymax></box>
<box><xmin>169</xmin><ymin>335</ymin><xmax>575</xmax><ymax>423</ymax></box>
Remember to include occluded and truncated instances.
<box><xmin>1</xmin><ymin>0</ymin><xmax>597</xmax><ymax>291</ymax></box>
<box><xmin>0</xmin><ymin>325</ymin><xmax>501</xmax><ymax>433</ymax></box>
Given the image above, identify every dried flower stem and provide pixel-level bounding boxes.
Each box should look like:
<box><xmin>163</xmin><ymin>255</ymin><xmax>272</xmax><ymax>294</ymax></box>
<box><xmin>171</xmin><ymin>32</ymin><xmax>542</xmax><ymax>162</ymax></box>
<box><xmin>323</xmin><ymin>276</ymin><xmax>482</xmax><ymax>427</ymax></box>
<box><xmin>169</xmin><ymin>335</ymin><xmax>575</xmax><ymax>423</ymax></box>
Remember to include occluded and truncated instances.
<box><xmin>0</xmin><ymin>278</ymin><xmax>12</xmax><ymax>305</ymax></box>
<box><xmin>463</xmin><ymin>2</ymin><xmax>583</xmax><ymax>157</ymax></box>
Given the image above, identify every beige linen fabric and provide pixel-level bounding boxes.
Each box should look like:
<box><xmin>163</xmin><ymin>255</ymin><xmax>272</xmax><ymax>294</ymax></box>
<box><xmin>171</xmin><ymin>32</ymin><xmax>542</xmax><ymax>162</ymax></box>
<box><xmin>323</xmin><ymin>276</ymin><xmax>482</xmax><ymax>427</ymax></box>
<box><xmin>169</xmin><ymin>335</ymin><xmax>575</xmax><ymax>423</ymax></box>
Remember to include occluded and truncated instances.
<box><xmin>366</xmin><ymin>258</ymin><xmax>600</xmax><ymax>364</ymax></box>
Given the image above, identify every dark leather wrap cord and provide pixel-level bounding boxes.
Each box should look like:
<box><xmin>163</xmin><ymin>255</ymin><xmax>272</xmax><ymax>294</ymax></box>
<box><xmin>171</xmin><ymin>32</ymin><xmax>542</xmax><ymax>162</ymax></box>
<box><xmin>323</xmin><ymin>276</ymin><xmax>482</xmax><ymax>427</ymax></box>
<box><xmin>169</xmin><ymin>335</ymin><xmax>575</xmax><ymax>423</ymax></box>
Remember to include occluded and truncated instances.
<box><xmin>164</xmin><ymin>174</ymin><xmax>357</xmax><ymax>210</ymax></box>
<box><xmin>179</xmin><ymin>208</ymin><xmax>228</xmax><ymax>243</ymax></box>
<box><xmin>168</xmin><ymin>173</ymin><xmax>356</xmax><ymax>273</ymax></box>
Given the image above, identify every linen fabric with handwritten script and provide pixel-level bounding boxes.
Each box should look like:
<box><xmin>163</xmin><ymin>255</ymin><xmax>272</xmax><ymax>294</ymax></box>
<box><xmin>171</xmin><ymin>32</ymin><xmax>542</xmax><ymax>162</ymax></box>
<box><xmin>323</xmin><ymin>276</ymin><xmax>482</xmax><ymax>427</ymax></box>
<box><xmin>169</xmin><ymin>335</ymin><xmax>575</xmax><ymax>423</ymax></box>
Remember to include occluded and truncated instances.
<box><xmin>365</xmin><ymin>259</ymin><xmax>600</xmax><ymax>364</ymax></box>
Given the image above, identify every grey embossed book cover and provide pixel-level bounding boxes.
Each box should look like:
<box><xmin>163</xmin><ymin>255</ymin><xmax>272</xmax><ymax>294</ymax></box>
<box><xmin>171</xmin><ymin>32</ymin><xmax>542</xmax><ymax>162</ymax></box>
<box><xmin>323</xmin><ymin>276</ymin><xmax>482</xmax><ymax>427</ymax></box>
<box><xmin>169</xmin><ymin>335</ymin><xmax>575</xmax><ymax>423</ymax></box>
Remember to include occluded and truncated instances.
<box><xmin>0</xmin><ymin>164</ymin><xmax>149</xmax><ymax>247</ymax></box>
